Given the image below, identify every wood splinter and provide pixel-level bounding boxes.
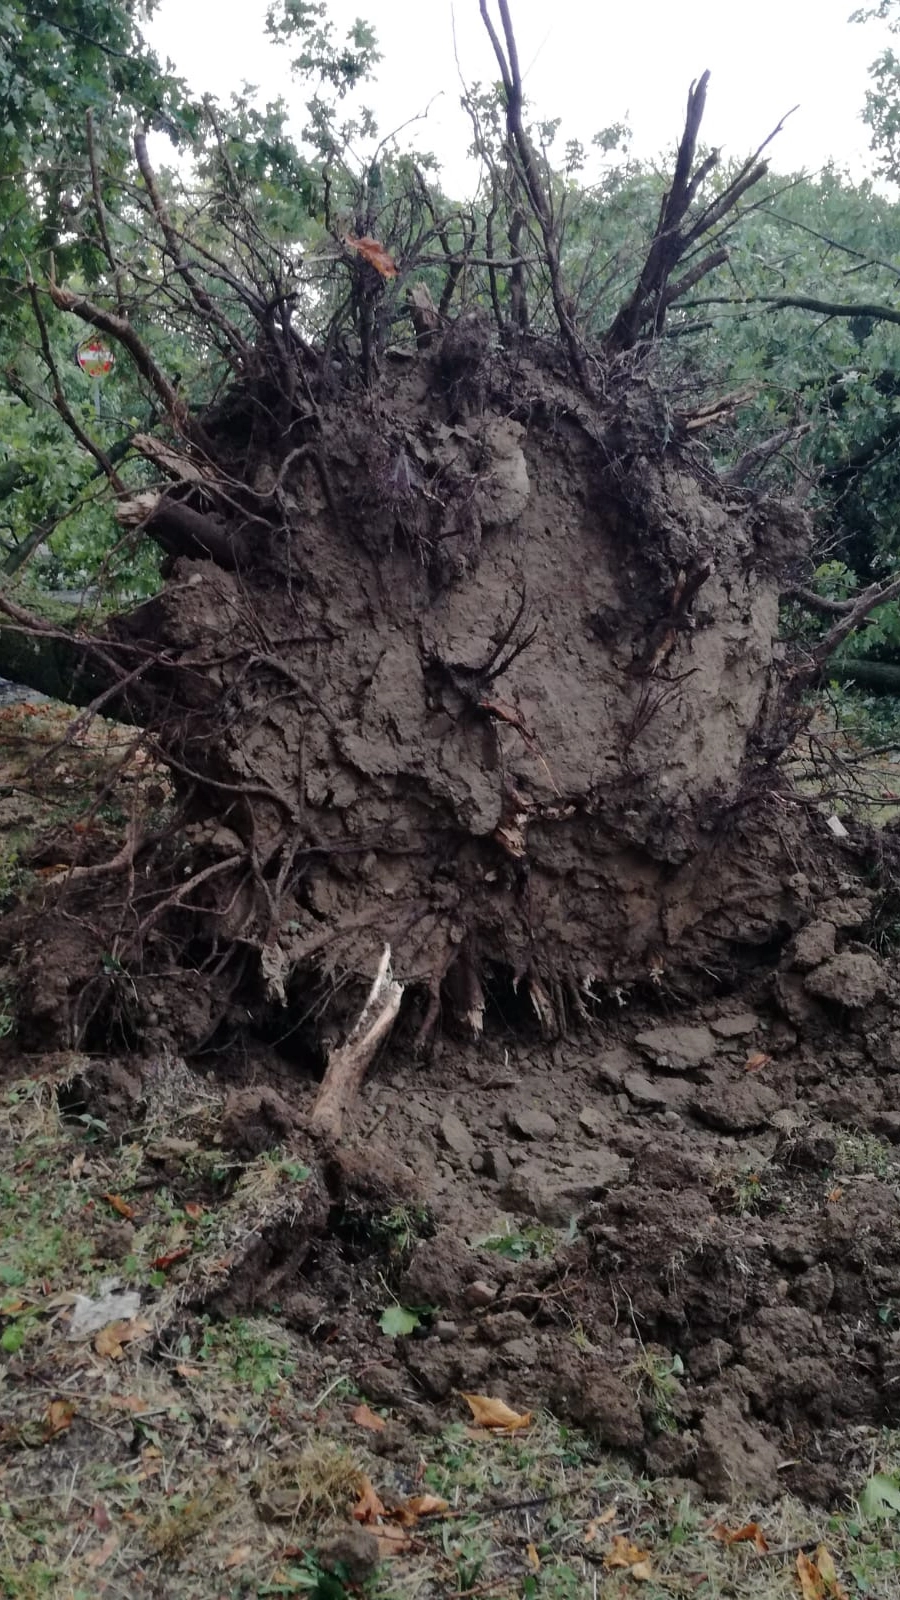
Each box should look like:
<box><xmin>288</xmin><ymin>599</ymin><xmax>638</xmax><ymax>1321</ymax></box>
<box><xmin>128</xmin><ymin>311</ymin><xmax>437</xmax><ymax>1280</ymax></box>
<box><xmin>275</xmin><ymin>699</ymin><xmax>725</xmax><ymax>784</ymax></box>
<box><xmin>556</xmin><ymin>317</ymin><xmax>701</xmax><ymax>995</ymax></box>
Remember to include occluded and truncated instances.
<box><xmin>308</xmin><ymin>945</ymin><xmax>404</xmax><ymax>1142</ymax></box>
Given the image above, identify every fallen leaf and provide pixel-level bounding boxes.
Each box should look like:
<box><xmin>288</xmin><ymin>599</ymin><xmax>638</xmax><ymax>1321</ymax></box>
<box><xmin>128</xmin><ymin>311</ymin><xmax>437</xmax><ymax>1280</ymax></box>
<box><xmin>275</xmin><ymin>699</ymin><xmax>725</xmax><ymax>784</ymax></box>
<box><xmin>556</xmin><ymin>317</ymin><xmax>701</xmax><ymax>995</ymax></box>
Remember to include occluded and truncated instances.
<box><xmin>797</xmin><ymin>1550</ymin><xmax>826</xmax><ymax>1600</ymax></box>
<box><xmin>184</xmin><ymin>1202</ymin><xmax>203</xmax><ymax>1221</ymax></box>
<box><xmin>222</xmin><ymin>1544</ymin><xmax>253</xmax><ymax>1570</ymax></box>
<box><xmin>373</xmin><ymin>1525</ymin><xmax>412</xmax><ymax>1558</ymax></box>
<box><xmin>827</xmin><ymin>1185</ymin><xmax>843</xmax><ymax>1204</ymax></box>
<box><xmin>85</xmin><ymin>1533</ymin><xmax>118</xmax><ymax>1570</ymax></box>
<box><xmin>352</xmin><ymin>1403</ymin><xmax>387</xmax><ymax>1433</ymax></box>
<box><xmin>151</xmin><ymin>1246</ymin><xmax>191</xmax><ymax>1270</ymax></box>
<box><xmin>526</xmin><ymin>1542</ymin><xmax>541</xmax><ymax>1570</ymax></box>
<box><xmin>108</xmin><ymin>1393</ymin><xmax>148</xmax><ymax>1413</ymax></box>
<box><xmin>605</xmin><ymin>1535</ymin><xmax>652</xmax><ymax>1571</ymax></box>
<box><xmin>92</xmin><ymin>1501</ymin><xmax>112</xmax><ymax>1532</ymax></box>
<box><xmin>345</xmin><ymin>233</ymin><xmax>398</xmax><ymax>277</ymax></box>
<box><xmin>353</xmin><ymin>1476</ymin><xmax>388</xmax><ymax>1524</ymax></box>
<box><xmin>814</xmin><ymin>1545</ymin><xmax>848</xmax><ymax>1599</ymax></box>
<box><xmin>102</xmin><ymin>1193</ymin><xmax>135</xmax><ymax>1220</ymax></box>
<box><xmin>45</xmin><ymin>1398</ymin><xmax>75</xmax><ymax>1436</ymax></box>
<box><xmin>745</xmin><ymin>1051</ymin><xmax>772</xmax><ymax>1073</ymax></box>
<box><xmin>94</xmin><ymin>1317</ymin><xmax>152</xmax><ymax>1360</ymax></box>
<box><xmin>175</xmin><ymin>1363</ymin><xmax>202</xmax><ymax>1379</ymax></box>
<box><xmin>859</xmin><ymin>1471</ymin><xmax>900</xmax><ymax>1518</ymax></box>
<box><xmin>585</xmin><ymin>1504</ymin><xmax>618</xmax><ymax>1541</ymax></box>
<box><xmin>631</xmin><ymin>1560</ymin><xmax>654</xmax><ymax>1581</ymax></box>
<box><xmin>462</xmin><ymin>1393</ymin><xmax>532</xmax><ymax>1431</ymax></box>
<box><xmin>392</xmin><ymin>1493</ymin><xmax>450</xmax><ymax>1525</ymax></box>
<box><xmin>711</xmin><ymin>1521</ymin><xmax>769</xmax><ymax>1554</ymax></box>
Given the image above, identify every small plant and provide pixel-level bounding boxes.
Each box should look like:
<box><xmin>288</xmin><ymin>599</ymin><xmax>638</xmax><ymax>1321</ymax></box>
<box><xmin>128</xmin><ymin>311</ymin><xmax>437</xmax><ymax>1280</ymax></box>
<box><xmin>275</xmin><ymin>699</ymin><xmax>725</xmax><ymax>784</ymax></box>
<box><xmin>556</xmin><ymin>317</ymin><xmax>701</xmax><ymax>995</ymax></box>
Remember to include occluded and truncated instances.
<box><xmin>197</xmin><ymin>1316</ymin><xmax>297</xmax><ymax>1393</ymax></box>
<box><xmin>478</xmin><ymin>1220</ymin><xmax>563</xmax><ymax>1260</ymax></box>
<box><xmin>629</xmin><ymin>1347</ymin><xmax>684</xmax><ymax>1433</ymax></box>
<box><xmin>832</xmin><ymin>1128</ymin><xmax>893</xmax><ymax>1179</ymax></box>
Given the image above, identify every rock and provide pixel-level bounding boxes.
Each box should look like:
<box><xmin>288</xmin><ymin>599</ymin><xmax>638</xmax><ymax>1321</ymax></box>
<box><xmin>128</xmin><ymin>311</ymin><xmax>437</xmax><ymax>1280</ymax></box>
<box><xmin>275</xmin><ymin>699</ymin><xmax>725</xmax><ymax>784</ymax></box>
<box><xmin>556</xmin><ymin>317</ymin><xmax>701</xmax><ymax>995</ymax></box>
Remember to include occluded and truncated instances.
<box><xmin>687</xmin><ymin>1339</ymin><xmax>734</xmax><ymax>1381</ymax></box>
<box><xmin>318</xmin><ymin>1526</ymin><xmax>380</xmax><ymax>1583</ymax></box>
<box><xmin>634</xmin><ymin>1024</ymin><xmax>716</xmax><ymax>1070</ymax></box>
<box><xmin>433</xmin><ymin>1320</ymin><xmax>459</xmax><ymax>1343</ymax></box>
<box><xmin>595</xmin><ymin>1047</ymin><xmax>633</xmax><ymax>1088</ymax></box>
<box><xmin>820</xmin><ymin>894</ymin><xmax>873</xmax><ymax>930</ymax></box>
<box><xmin>691</xmin><ymin>1079</ymin><xmax>777</xmax><ymax>1133</ymax></box>
<box><xmin>578</xmin><ymin>1105</ymin><xmax>609</xmax><ymax>1136</ymax></box>
<box><xmin>485</xmin><ymin>1147</ymin><xmax>513</xmax><ymax>1184</ymax></box>
<box><xmin>503</xmin><ymin>1150</ymin><xmax>630</xmax><ymax>1224</ymax></box>
<box><xmin>361</xmin><ymin>1364</ymin><xmax>409</xmax><ymax>1406</ymax></box>
<box><xmin>439</xmin><ymin>1111</ymin><xmax>476</xmax><ymax>1160</ymax></box>
<box><xmin>220</xmin><ymin>1086</ymin><xmax>295</xmax><ymax>1155</ymax></box>
<box><xmin>695</xmin><ymin>1397</ymin><xmax>782</xmax><ymax>1500</ymax></box>
<box><xmin>464</xmin><ymin>1279</ymin><xmax>497</xmax><ymax>1308</ymax></box>
<box><xmin>470</xmin><ymin>1153</ymin><xmax>485</xmax><ymax>1173</ymax></box>
<box><xmin>793</xmin><ymin>920</ymin><xmax>837</xmax><ymax>971</ymax></box>
<box><xmin>622</xmin><ymin>1071</ymin><xmax>692</xmax><ymax>1109</ymax></box>
<box><xmin>805</xmin><ymin>951</ymin><xmax>884</xmax><ymax>1009</ymax></box>
<box><xmin>480</xmin><ymin>1310</ymin><xmax>529</xmax><ymax>1344</ymax></box>
<box><xmin>709</xmin><ymin>1012</ymin><xmax>761</xmax><ymax>1039</ymax></box>
<box><xmin>507</xmin><ymin>1107</ymin><xmax>558</xmax><ymax>1141</ymax></box>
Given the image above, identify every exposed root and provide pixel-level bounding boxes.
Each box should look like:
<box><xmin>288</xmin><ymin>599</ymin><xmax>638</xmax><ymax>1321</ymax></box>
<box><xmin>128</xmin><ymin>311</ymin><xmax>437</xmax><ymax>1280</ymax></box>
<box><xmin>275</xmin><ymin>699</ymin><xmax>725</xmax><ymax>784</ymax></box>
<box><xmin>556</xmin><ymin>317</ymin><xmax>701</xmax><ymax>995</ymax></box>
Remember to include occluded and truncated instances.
<box><xmin>309</xmin><ymin>946</ymin><xmax>404</xmax><ymax>1142</ymax></box>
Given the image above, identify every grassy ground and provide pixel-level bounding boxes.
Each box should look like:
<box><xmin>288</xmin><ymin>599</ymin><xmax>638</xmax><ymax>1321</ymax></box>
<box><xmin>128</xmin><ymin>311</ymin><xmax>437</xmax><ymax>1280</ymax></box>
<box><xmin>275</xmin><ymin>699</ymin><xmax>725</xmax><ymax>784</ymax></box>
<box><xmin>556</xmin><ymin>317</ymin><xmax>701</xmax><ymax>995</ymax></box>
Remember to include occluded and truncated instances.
<box><xmin>2</xmin><ymin>1068</ymin><xmax>900</xmax><ymax>1600</ymax></box>
<box><xmin>3</xmin><ymin>703</ymin><xmax>900</xmax><ymax>1597</ymax></box>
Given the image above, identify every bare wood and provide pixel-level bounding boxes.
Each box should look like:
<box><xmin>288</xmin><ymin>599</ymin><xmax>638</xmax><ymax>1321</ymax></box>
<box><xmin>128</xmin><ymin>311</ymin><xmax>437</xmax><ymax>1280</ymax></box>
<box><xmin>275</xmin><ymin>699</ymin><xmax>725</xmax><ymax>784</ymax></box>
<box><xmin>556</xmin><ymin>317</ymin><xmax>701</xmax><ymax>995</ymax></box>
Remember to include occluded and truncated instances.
<box><xmin>309</xmin><ymin>946</ymin><xmax>404</xmax><ymax>1141</ymax></box>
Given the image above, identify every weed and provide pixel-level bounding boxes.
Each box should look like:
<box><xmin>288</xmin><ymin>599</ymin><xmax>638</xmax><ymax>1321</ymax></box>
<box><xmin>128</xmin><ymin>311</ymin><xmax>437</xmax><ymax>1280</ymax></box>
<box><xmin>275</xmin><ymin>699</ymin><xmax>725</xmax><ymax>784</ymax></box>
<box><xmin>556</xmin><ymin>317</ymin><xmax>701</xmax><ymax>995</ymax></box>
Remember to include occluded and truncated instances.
<box><xmin>478</xmin><ymin>1220</ymin><xmax>564</xmax><ymax>1260</ymax></box>
<box><xmin>196</xmin><ymin>1316</ymin><xmax>297</xmax><ymax>1393</ymax></box>
<box><xmin>833</xmin><ymin>1128</ymin><xmax>894</xmax><ymax>1178</ymax></box>
<box><xmin>628</xmin><ymin>1348</ymin><xmax>684</xmax><ymax>1433</ymax></box>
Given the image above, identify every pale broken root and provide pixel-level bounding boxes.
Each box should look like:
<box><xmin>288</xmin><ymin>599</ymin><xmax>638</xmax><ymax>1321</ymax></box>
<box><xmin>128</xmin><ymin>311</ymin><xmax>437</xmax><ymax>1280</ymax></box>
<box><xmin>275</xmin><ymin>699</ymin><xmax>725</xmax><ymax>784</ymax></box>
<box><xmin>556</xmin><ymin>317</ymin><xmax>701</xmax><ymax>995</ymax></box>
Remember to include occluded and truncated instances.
<box><xmin>308</xmin><ymin>945</ymin><xmax>405</xmax><ymax>1143</ymax></box>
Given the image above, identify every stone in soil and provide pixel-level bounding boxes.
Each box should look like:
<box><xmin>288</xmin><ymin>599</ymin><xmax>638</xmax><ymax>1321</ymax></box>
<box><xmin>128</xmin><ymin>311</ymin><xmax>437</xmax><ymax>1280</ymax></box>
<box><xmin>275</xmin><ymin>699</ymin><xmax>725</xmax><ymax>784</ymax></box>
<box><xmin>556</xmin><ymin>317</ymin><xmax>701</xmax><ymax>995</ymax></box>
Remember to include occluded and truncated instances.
<box><xmin>792</xmin><ymin>919</ymin><xmax>837</xmax><ymax>971</ymax></box>
<box><xmin>690</xmin><ymin>1078</ymin><xmax>779</xmax><ymax>1132</ymax></box>
<box><xmin>634</xmin><ymin>1023</ymin><xmax>716</xmax><ymax>1070</ymax></box>
<box><xmin>708</xmin><ymin>1012</ymin><xmax>761</xmax><ymax>1038</ymax></box>
<box><xmin>622</xmin><ymin>1070</ymin><xmax>692</xmax><ymax>1109</ymax></box>
<box><xmin>503</xmin><ymin>1150</ymin><xmax>630</xmax><ymax>1223</ymax></box>
<box><xmin>804</xmin><ymin>950</ymin><xmax>884</xmax><ymax>1008</ymax></box>
<box><xmin>438</xmin><ymin>1110</ymin><xmax>476</xmax><ymax>1159</ymax></box>
<box><xmin>507</xmin><ymin>1107</ymin><xmax>558</xmax><ymax>1140</ymax></box>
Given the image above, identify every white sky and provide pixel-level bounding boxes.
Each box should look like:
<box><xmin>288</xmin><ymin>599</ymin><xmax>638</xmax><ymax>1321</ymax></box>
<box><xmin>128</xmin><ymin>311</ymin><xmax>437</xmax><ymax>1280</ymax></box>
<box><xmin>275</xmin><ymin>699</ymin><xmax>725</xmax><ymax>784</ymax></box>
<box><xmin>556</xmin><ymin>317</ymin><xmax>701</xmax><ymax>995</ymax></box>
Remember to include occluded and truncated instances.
<box><xmin>146</xmin><ymin>0</ymin><xmax>895</xmax><ymax>192</ymax></box>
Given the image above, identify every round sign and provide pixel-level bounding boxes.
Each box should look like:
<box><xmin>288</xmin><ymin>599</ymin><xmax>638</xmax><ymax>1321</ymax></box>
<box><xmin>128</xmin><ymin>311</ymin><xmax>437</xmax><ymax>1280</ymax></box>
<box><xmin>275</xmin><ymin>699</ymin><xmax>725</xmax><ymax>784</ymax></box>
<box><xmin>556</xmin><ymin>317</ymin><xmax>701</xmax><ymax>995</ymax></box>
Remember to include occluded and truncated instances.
<box><xmin>75</xmin><ymin>337</ymin><xmax>115</xmax><ymax>379</ymax></box>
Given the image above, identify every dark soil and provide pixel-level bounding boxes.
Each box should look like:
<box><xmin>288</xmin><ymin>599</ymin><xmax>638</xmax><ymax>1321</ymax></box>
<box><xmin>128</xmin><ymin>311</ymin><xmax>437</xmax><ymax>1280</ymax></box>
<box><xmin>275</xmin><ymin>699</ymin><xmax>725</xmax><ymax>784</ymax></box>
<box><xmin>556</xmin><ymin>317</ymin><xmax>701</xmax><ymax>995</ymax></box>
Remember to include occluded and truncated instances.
<box><xmin>34</xmin><ymin>865</ymin><xmax>900</xmax><ymax>1511</ymax></box>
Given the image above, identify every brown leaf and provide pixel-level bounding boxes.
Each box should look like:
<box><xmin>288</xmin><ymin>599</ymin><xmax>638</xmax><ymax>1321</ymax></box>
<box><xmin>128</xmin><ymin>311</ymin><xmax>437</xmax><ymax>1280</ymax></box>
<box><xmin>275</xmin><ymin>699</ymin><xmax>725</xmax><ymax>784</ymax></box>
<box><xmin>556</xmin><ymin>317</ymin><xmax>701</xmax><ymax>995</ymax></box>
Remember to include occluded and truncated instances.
<box><xmin>605</xmin><ymin>1535</ymin><xmax>652</xmax><ymax>1571</ymax></box>
<box><xmin>392</xmin><ymin>1493</ymin><xmax>450</xmax><ymax>1526</ymax></box>
<box><xmin>372</xmin><ymin>1524</ymin><xmax>412</xmax><ymax>1558</ymax></box>
<box><xmin>45</xmin><ymin>1399</ymin><xmax>75</xmax><ymax>1436</ymax></box>
<box><xmin>745</xmin><ymin>1051</ymin><xmax>772</xmax><ymax>1073</ymax></box>
<box><xmin>108</xmin><ymin>1392</ymin><xmax>148</xmax><ymax>1413</ymax></box>
<box><xmin>175</xmin><ymin>1363</ymin><xmax>202</xmax><ymax>1379</ymax></box>
<box><xmin>353</xmin><ymin>1476</ymin><xmax>388</xmax><ymax>1525</ymax></box>
<box><xmin>711</xmin><ymin>1521</ymin><xmax>769</xmax><ymax>1554</ymax></box>
<box><xmin>345</xmin><ymin>234</ymin><xmax>398</xmax><ymax>278</ymax></box>
<box><xmin>222</xmin><ymin>1544</ymin><xmax>253</xmax><ymax>1570</ymax></box>
<box><xmin>151</xmin><ymin>1246</ymin><xmax>191</xmax><ymax>1270</ymax></box>
<box><xmin>184</xmin><ymin>1202</ymin><xmax>203</xmax><ymax>1221</ymax></box>
<box><xmin>526</xmin><ymin>1542</ymin><xmax>541</xmax><ymax>1570</ymax></box>
<box><xmin>827</xmin><ymin>1185</ymin><xmax>843</xmax><ymax>1204</ymax></box>
<box><xmin>814</xmin><ymin>1546</ymin><xmax>848</xmax><ymax>1600</ymax></box>
<box><xmin>352</xmin><ymin>1403</ymin><xmax>387</xmax><ymax>1433</ymax></box>
<box><xmin>85</xmin><ymin>1533</ymin><xmax>118</xmax><ymax>1570</ymax></box>
<box><xmin>94</xmin><ymin>1318</ymin><xmax>152</xmax><ymax>1360</ymax></box>
<box><xmin>631</xmin><ymin>1559</ymin><xmax>654</xmax><ymax>1581</ymax></box>
<box><xmin>797</xmin><ymin>1550</ymin><xmax>826</xmax><ymax>1600</ymax></box>
<box><xmin>102</xmin><ymin>1192</ymin><xmax>135</xmax><ymax>1220</ymax></box>
<box><xmin>461</xmin><ymin>1393</ymin><xmax>533</xmax><ymax>1431</ymax></box>
<box><xmin>92</xmin><ymin>1501</ymin><xmax>112</xmax><ymax>1532</ymax></box>
<box><xmin>585</xmin><ymin>1504</ymin><xmax>618</xmax><ymax>1542</ymax></box>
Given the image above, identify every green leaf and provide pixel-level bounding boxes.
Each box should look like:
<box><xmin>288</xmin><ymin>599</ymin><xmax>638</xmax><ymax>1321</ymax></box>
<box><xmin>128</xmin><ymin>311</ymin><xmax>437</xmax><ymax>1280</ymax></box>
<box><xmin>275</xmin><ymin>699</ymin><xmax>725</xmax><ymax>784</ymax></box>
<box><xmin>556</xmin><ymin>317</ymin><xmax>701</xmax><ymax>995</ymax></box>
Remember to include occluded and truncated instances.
<box><xmin>1</xmin><ymin>1323</ymin><xmax>25</xmax><ymax>1353</ymax></box>
<box><xmin>859</xmin><ymin>1472</ymin><xmax>900</xmax><ymax>1518</ymax></box>
<box><xmin>379</xmin><ymin>1303</ymin><xmax>420</xmax><ymax>1338</ymax></box>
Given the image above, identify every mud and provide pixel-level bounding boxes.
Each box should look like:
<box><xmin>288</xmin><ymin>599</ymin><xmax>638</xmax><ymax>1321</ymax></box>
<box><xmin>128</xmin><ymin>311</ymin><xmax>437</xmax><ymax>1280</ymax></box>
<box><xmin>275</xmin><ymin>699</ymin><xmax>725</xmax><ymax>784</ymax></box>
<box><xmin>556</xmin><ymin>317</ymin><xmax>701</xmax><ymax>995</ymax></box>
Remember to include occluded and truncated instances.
<box><xmin>38</xmin><ymin>882</ymin><xmax>900</xmax><ymax>1509</ymax></box>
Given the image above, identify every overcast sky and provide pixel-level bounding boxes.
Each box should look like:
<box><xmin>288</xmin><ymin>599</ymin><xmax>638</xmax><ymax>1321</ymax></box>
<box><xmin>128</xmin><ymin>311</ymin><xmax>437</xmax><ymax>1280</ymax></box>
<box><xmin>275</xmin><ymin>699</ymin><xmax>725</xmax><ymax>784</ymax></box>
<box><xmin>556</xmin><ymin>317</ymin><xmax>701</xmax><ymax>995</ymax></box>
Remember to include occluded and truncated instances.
<box><xmin>145</xmin><ymin>0</ymin><xmax>894</xmax><ymax>192</ymax></box>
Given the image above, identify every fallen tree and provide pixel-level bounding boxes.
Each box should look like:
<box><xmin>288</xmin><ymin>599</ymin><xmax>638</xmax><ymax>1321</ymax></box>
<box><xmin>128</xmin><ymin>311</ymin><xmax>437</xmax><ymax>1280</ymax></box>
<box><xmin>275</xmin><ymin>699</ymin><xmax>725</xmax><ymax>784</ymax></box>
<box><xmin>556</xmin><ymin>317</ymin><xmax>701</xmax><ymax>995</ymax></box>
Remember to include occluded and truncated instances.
<box><xmin>5</xmin><ymin>3</ymin><xmax>896</xmax><ymax>1142</ymax></box>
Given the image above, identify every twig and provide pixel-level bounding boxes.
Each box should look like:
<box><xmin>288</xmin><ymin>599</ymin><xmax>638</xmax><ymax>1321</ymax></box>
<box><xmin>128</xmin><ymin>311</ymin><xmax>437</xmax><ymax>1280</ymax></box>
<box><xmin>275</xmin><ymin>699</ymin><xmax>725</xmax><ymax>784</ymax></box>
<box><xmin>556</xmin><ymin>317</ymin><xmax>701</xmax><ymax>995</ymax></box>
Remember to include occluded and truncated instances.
<box><xmin>309</xmin><ymin>945</ymin><xmax>404</xmax><ymax>1141</ymax></box>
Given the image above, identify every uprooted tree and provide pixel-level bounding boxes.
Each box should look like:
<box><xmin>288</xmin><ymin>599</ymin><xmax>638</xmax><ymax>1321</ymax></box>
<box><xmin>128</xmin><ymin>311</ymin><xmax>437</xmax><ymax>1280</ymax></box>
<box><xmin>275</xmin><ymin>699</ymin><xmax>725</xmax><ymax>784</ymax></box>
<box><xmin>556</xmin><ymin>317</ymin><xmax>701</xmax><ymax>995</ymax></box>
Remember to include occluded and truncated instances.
<box><xmin>4</xmin><ymin>1</ymin><xmax>896</xmax><ymax>1138</ymax></box>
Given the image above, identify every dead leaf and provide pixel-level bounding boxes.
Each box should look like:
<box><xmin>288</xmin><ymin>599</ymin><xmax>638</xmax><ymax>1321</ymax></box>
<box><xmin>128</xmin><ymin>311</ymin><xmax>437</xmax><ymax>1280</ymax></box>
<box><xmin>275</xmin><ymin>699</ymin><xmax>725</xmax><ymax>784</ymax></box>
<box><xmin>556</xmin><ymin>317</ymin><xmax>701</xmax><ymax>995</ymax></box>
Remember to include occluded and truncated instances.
<box><xmin>710</xmin><ymin>1521</ymin><xmax>769</xmax><ymax>1554</ymax></box>
<box><xmin>184</xmin><ymin>1202</ymin><xmax>203</xmax><ymax>1221</ymax></box>
<box><xmin>373</xmin><ymin>1525</ymin><xmax>412</xmax><ymax>1558</ymax></box>
<box><xmin>585</xmin><ymin>1504</ymin><xmax>618</xmax><ymax>1541</ymax></box>
<box><xmin>94</xmin><ymin>1317</ymin><xmax>152</xmax><ymax>1360</ymax></box>
<box><xmin>814</xmin><ymin>1546</ymin><xmax>848</xmax><ymax>1600</ymax></box>
<box><xmin>745</xmin><ymin>1051</ymin><xmax>772</xmax><ymax>1073</ymax></box>
<box><xmin>222</xmin><ymin>1544</ymin><xmax>253</xmax><ymax>1570</ymax></box>
<box><xmin>45</xmin><ymin>1399</ymin><xmax>75</xmax><ymax>1436</ymax></box>
<box><xmin>353</xmin><ymin>1476</ymin><xmax>388</xmax><ymax>1524</ymax></box>
<box><xmin>151</xmin><ymin>1246</ymin><xmax>191</xmax><ymax>1270</ymax></box>
<box><xmin>827</xmin><ymin>1185</ymin><xmax>843</xmax><ymax>1204</ymax></box>
<box><xmin>797</xmin><ymin>1550</ymin><xmax>826</xmax><ymax>1600</ymax></box>
<box><xmin>526</xmin><ymin>1542</ymin><xmax>541</xmax><ymax>1570</ymax></box>
<box><xmin>92</xmin><ymin>1501</ymin><xmax>112</xmax><ymax>1532</ymax></box>
<box><xmin>175</xmin><ymin>1363</ymin><xmax>202</xmax><ymax>1379</ymax></box>
<box><xmin>461</xmin><ymin>1393</ymin><xmax>532</xmax><ymax>1431</ymax></box>
<box><xmin>69</xmin><ymin>1150</ymin><xmax>86</xmax><ymax>1179</ymax></box>
<box><xmin>631</xmin><ymin>1560</ymin><xmax>654</xmax><ymax>1581</ymax></box>
<box><xmin>605</xmin><ymin>1535</ymin><xmax>652</xmax><ymax>1572</ymax></box>
<box><xmin>352</xmin><ymin>1402</ymin><xmax>387</xmax><ymax>1433</ymax></box>
<box><xmin>345</xmin><ymin>234</ymin><xmax>398</xmax><ymax>277</ymax></box>
<box><xmin>85</xmin><ymin>1533</ymin><xmax>118</xmax><ymax>1570</ymax></box>
<box><xmin>394</xmin><ymin>1493</ymin><xmax>449</xmax><ymax>1523</ymax></box>
<box><xmin>108</xmin><ymin>1393</ymin><xmax>148</xmax><ymax>1413</ymax></box>
<box><xmin>102</xmin><ymin>1192</ymin><xmax>135</xmax><ymax>1220</ymax></box>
